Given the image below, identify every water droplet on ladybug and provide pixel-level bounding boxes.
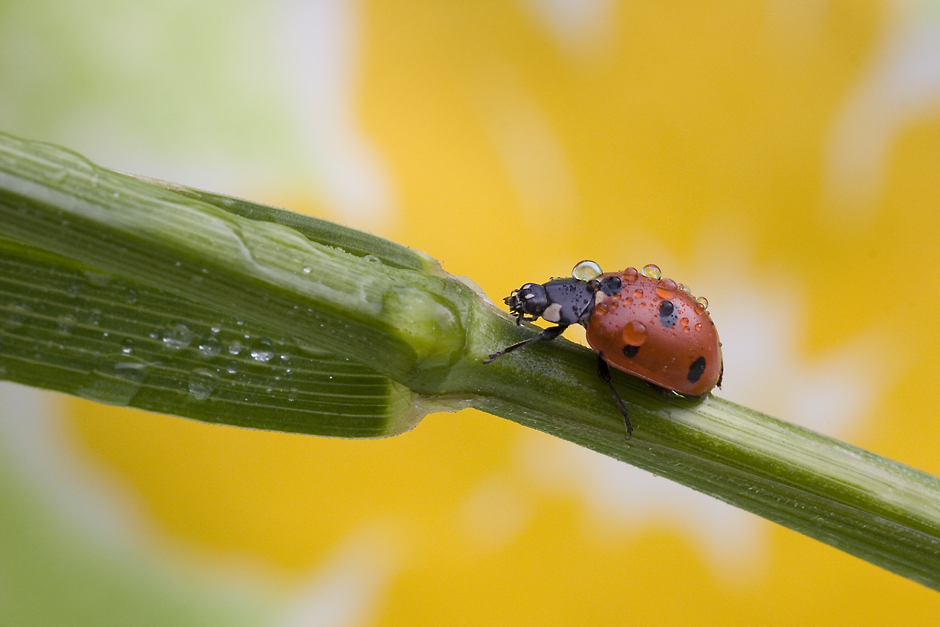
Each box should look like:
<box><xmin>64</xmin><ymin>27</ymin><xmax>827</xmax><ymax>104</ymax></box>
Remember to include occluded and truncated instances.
<box><xmin>656</xmin><ymin>281</ymin><xmax>677</xmax><ymax>299</ymax></box>
<box><xmin>680</xmin><ymin>317</ymin><xmax>689</xmax><ymax>327</ymax></box>
<box><xmin>695</xmin><ymin>322</ymin><xmax>703</xmax><ymax>331</ymax></box>
<box><xmin>678</xmin><ymin>284</ymin><xmax>691</xmax><ymax>295</ymax></box>
<box><xmin>621</xmin><ymin>320</ymin><xmax>648</xmax><ymax>346</ymax></box>
<box><xmin>696</xmin><ymin>296</ymin><xmax>709</xmax><ymax>310</ymax></box>
<box><xmin>596</xmin><ymin>302</ymin><xmax>609</xmax><ymax>314</ymax></box>
<box><xmin>572</xmin><ymin>260</ymin><xmax>603</xmax><ymax>281</ymax></box>
<box><xmin>623</xmin><ymin>267</ymin><xmax>638</xmax><ymax>280</ymax></box>
<box><xmin>641</xmin><ymin>264</ymin><xmax>661</xmax><ymax>280</ymax></box>
<box><xmin>634</xmin><ymin>289</ymin><xmax>643</xmax><ymax>298</ymax></box>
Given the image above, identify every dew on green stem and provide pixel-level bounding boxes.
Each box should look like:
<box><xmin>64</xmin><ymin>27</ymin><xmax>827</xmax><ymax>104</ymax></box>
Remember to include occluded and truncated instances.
<box><xmin>162</xmin><ymin>323</ymin><xmax>193</xmax><ymax>350</ymax></box>
<box><xmin>197</xmin><ymin>335</ymin><xmax>222</xmax><ymax>358</ymax></box>
<box><xmin>77</xmin><ymin>361</ymin><xmax>147</xmax><ymax>406</ymax></box>
<box><xmin>86</xmin><ymin>308</ymin><xmax>103</xmax><ymax>325</ymax></box>
<box><xmin>250</xmin><ymin>339</ymin><xmax>275</xmax><ymax>362</ymax></box>
<box><xmin>187</xmin><ymin>368</ymin><xmax>218</xmax><ymax>400</ymax></box>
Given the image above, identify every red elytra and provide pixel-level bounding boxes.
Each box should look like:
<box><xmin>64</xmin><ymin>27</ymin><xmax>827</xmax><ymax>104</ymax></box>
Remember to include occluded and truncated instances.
<box><xmin>585</xmin><ymin>267</ymin><xmax>722</xmax><ymax>396</ymax></box>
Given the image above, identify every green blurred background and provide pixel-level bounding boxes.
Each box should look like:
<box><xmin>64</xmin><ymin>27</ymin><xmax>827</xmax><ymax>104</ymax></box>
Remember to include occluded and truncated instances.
<box><xmin>2</xmin><ymin>1</ymin><xmax>940</xmax><ymax>624</ymax></box>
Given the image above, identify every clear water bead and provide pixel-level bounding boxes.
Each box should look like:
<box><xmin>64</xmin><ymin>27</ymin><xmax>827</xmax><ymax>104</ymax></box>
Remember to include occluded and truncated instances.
<box><xmin>572</xmin><ymin>260</ymin><xmax>603</xmax><ymax>281</ymax></box>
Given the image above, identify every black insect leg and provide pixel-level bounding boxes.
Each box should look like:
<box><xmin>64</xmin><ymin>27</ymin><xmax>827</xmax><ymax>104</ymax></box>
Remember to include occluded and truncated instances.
<box><xmin>483</xmin><ymin>325</ymin><xmax>568</xmax><ymax>364</ymax></box>
<box><xmin>597</xmin><ymin>356</ymin><xmax>633</xmax><ymax>439</ymax></box>
<box><xmin>646</xmin><ymin>381</ymin><xmax>673</xmax><ymax>398</ymax></box>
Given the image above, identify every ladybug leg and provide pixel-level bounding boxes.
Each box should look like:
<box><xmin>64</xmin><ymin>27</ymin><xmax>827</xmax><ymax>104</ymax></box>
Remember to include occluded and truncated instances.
<box><xmin>596</xmin><ymin>356</ymin><xmax>633</xmax><ymax>439</ymax></box>
<box><xmin>646</xmin><ymin>382</ymin><xmax>674</xmax><ymax>398</ymax></box>
<box><xmin>483</xmin><ymin>325</ymin><xmax>568</xmax><ymax>364</ymax></box>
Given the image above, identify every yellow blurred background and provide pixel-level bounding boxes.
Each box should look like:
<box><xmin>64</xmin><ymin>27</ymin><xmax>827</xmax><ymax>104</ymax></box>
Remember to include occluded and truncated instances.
<box><xmin>2</xmin><ymin>0</ymin><xmax>940</xmax><ymax>624</ymax></box>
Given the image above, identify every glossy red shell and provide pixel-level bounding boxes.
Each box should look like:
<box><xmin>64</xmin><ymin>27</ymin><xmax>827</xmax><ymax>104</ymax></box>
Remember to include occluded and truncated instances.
<box><xmin>584</xmin><ymin>270</ymin><xmax>722</xmax><ymax>396</ymax></box>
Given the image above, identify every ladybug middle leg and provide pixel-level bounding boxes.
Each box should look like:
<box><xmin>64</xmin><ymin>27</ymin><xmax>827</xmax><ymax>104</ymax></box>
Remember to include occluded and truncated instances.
<box><xmin>484</xmin><ymin>325</ymin><xmax>568</xmax><ymax>364</ymax></box>
<box><xmin>596</xmin><ymin>355</ymin><xmax>633</xmax><ymax>439</ymax></box>
<box><xmin>646</xmin><ymin>382</ymin><xmax>674</xmax><ymax>398</ymax></box>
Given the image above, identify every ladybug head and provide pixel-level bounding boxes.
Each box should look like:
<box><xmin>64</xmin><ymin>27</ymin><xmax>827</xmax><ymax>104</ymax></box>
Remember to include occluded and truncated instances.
<box><xmin>505</xmin><ymin>283</ymin><xmax>549</xmax><ymax>325</ymax></box>
<box><xmin>505</xmin><ymin>278</ymin><xmax>596</xmax><ymax>326</ymax></box>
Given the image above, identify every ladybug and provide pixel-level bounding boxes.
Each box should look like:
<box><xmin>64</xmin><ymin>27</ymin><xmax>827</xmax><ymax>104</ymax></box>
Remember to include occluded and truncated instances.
<box><xmin>484</xmin><ymin>261</ymin><xmax>722</xmax><ymax>437</ymax></box>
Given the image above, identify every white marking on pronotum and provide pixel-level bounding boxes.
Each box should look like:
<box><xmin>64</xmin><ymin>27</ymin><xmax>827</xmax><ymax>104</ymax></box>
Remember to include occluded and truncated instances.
<box><xmin>542</xmin><ymin>303</ymin><xmax>563</xmax><ymax>323</ymax></box>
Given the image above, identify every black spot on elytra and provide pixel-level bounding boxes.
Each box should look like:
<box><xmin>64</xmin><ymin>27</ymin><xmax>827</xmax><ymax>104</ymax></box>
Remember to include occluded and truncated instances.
<box><xmin>658</xmin><ymin>300</ymin><xmax>677</xmax><ymax>328</ymax></box>
<box><xmin>688</xmin><ymin>356</ymin><xmax>706</xmax><ymax>383</ymax></box>
<box><xmin>598</xmin><ymin>276</ymin><xmax>622</xmax><ymax>296</ymax></box>
<box><xmin>622</xmin><ymin>344</ymin><xmax>640</xmax><ymax>358</ymax></box>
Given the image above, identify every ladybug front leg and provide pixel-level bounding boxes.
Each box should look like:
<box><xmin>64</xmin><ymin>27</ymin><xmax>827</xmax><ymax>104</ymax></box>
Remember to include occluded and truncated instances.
<box><xmin>483</xmin><ymin>325</ymin><xmax>568</xmax><ymax>364</ymax></box>
<box><xmin>597</xmin><ymin>356</ymin><xmax>633</xmax><ymax>439</ymax></box>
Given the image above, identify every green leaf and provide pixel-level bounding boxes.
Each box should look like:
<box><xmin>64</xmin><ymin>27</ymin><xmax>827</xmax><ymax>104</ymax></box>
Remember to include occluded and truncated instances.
<box><xmin>0</xmin><ymin>238</ymin><xmax>421</xmax><ymax>437</ymax></box>
<box><xmin>135</xmin><ymin>176</ymin><xmax>438</xmax><ymax>273</ymax></box>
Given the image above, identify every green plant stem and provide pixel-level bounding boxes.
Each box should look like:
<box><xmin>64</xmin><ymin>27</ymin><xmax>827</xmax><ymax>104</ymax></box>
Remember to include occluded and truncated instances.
<box><xmin>0</xmin><ymin>238</ymin><xmax>420</xmax><ymax>436</ymax></box>
<box><xmin>1</xmin><ymin>131</ymin><xmax>939</xmax><ymax>590</ymax></box>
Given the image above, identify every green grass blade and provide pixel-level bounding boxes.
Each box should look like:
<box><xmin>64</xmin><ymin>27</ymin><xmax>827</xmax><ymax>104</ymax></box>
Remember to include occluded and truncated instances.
<box><xmin>0</xmin><ymin>238</ymin><xmax>421</xmax><ymax>437</ymax></box>
<box><xmin>134</xmin><ymin>175</ymin><xmax>439</xmax><ymax>273</ymax></box>
<box><xmin>0</xmin><ymin>132</ymin><xmax>471</xmax><ymax>392</ymax></box>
